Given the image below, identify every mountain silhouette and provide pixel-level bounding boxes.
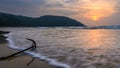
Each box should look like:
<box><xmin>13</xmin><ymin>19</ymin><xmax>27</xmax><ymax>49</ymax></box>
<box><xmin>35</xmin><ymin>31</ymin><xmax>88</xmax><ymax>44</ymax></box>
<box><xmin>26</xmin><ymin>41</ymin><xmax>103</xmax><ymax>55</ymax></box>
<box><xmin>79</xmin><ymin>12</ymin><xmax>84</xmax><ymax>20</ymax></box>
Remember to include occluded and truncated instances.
<box><xmin>0</xmin><ymin>12</ymin><xmax>86</xmax><ymax>27</ymax></box>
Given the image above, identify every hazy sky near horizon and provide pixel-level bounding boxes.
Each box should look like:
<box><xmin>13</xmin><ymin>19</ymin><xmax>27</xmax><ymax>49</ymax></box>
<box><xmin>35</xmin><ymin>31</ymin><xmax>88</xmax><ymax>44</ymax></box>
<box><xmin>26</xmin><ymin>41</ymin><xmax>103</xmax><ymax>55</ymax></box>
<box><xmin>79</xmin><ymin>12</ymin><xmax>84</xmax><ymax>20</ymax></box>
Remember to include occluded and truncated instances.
<box><xmin>0</xmin><ymin>0</ymin><xmax>120</xmax><ymax>26</ymax></box>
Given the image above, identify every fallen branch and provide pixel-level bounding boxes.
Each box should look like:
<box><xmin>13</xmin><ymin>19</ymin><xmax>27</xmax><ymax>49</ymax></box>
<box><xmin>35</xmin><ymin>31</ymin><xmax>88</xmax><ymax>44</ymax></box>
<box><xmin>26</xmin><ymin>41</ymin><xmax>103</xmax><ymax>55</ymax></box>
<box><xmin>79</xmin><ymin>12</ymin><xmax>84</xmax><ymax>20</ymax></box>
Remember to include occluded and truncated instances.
<box><xmin>0</xmin><ymin>38</ymin><xmax>37</xmax><ymax>60</ymax></box>
<box><xmin>26</xmin><ymin>58</ymin><xmax>35</xmax><ymax>66</ymax></box>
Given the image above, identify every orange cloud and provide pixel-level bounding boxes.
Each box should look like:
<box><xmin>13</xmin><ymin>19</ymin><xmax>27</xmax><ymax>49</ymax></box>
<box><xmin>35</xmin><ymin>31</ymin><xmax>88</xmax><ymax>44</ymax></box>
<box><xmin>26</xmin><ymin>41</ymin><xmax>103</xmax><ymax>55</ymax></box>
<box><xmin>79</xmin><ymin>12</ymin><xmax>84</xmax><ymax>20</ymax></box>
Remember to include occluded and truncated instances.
<box><xmin>44</xmin><ymin>0</ymin><xmax>119</xmax><ymax>21</ymax></box>
<box><xmin>80</xmin><ymin>0</ymin><xmax>117</xmax><ymax>21</ymax></box>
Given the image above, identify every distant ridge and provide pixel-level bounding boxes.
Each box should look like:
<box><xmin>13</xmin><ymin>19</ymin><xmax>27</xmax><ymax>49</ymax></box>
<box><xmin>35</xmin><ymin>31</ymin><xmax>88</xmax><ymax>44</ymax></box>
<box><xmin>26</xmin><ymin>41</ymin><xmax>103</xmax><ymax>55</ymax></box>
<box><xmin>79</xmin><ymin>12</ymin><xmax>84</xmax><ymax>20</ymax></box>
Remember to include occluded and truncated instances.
<box><xmin>0</xmin><ymin>12</ymin><xmax>86</xmax><ymax>27</ymax></box>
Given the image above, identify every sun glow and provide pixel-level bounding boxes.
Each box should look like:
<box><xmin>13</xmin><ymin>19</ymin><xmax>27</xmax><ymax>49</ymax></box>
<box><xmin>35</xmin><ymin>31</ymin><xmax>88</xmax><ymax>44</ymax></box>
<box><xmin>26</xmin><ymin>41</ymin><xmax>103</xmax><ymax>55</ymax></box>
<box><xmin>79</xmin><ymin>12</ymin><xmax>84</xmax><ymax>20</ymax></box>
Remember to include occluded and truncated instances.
<box><xmin>81</xmin><ymin>1</ymin><xmax>117</xmax><ymax>21</ymax></box>
<box><xmin>92</xmin><ymin>15</ymin><xmax>98</xmax><ymax>21</ymax></box>
<box><xmin>47</xmin><ymin>0</ymin><xmax>118</xmax><ymax>21</ymax></box>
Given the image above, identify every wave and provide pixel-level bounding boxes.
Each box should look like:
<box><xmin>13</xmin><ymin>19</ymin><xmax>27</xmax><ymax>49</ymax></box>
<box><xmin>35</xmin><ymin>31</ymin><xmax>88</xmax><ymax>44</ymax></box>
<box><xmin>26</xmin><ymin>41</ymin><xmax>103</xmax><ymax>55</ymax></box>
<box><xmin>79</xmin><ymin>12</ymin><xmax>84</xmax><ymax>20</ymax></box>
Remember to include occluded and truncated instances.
<box><xmin>4</xmin><ymin>33</ymin><xmax>70</xmax><ymax>68</ymax></box>
<box><xmin>3</xmin><ymin>28</ymin><xmax>120</xmax><ymax>68</ymax></box>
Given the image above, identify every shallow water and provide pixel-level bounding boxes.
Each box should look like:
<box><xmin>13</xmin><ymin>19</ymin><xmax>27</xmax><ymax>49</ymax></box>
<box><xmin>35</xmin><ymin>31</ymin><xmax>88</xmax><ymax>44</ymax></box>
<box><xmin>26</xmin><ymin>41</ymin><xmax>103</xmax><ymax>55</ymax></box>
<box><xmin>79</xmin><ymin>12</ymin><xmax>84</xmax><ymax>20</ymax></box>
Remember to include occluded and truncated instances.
<box><xmin>2</xmin><ymin>28</ymin><xmax>120</xmax><ymax>68</ymax></box>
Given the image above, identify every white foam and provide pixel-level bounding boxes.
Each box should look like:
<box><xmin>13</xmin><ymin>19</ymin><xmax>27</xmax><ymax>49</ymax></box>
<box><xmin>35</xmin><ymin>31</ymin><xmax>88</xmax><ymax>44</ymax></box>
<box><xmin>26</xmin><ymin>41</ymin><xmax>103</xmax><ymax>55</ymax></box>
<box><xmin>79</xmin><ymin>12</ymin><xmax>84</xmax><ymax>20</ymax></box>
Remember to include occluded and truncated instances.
<box><xmin>5</xmin><ymin>33</ymin><xmax>70</xmax><ymax>68</ymax></box>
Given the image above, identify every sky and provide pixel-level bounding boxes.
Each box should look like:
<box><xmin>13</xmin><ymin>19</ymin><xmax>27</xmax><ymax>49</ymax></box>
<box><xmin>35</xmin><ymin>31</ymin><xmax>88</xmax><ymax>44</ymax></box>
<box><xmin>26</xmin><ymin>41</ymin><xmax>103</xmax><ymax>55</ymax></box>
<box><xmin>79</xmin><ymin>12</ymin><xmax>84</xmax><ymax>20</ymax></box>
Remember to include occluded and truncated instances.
<box><xmin>0</xmin><ymin>0</ymin><xmax>120</xmax><ymax>26</ymax></box>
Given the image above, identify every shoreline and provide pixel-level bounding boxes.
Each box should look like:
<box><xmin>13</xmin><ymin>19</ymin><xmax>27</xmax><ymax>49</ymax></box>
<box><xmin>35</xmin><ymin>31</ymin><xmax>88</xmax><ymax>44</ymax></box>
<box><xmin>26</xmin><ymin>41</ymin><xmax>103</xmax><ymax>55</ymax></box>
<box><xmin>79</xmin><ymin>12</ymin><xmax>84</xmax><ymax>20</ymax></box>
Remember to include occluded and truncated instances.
<box><xmin>0</xmin><ymin>31</ymin><xmax>56</xmax><ymax>68</ymax></box>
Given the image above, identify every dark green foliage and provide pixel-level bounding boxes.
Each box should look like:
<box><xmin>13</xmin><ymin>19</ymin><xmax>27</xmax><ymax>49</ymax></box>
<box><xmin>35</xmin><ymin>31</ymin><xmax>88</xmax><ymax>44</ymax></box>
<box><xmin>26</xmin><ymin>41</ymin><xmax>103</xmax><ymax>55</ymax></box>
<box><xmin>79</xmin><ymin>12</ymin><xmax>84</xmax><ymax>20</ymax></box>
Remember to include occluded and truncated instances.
<box><xmin>0</xmin><ymin>12</ymin><xmax>85</xmax><ymax>27</ymax></box>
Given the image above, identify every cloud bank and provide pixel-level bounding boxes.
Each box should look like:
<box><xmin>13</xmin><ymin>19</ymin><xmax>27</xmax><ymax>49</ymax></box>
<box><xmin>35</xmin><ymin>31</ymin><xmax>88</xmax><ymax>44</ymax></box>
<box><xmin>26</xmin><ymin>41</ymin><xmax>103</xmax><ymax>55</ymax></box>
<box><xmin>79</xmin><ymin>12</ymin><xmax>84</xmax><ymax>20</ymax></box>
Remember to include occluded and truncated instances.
<box><xmin>0</xmin><ymin>0</ymin><xmax>120</xmax><ymax>26</ymax></box>
<box><xmin>43</xmin><ymin>0</ymin><xmax>119</xmax><ymax>21</ymax></box>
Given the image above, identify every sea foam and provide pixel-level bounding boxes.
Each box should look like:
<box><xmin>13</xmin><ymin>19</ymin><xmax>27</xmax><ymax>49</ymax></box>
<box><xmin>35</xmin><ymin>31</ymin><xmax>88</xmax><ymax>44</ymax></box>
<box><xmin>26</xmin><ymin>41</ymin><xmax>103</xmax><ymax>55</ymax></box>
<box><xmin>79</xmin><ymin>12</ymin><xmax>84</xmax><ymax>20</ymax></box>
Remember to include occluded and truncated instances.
<box><xmin>4</xmin><ymin>33</ymin><xmax>70</xmax><ymax>68</ymax></box>
<box><xmin>3</xmin><ymin>28</ymin><xmax>120</xmax><ymax>68</ymax></box>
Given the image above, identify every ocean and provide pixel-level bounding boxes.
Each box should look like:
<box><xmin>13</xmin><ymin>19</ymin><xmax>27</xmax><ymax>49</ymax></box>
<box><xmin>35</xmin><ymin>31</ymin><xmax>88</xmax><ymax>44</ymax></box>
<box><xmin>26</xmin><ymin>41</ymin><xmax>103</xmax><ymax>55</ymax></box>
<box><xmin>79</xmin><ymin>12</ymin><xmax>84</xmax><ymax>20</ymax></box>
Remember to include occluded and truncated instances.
<box><xmin>1</xmin><ymin>27</ymin><xmax>120</xmax><ymax>68</ymax></box>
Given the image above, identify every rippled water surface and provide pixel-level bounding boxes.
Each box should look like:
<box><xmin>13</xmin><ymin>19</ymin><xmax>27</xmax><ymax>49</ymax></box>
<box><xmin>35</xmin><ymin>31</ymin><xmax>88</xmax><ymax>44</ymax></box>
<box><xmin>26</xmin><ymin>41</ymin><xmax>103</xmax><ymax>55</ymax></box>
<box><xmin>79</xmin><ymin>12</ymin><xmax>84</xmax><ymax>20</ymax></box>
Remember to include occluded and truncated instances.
<box><xmin>1</xmin><ymin>28</ymin><xmax>120</xmax><ymax>68</ymax></box>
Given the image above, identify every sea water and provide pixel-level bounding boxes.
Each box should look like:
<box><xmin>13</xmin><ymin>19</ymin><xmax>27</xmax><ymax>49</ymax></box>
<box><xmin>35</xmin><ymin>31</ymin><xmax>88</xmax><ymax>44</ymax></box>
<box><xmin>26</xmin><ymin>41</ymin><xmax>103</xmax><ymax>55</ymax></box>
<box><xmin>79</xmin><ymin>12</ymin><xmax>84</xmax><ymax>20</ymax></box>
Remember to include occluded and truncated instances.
<box><xmin>1</xmin><ymin>27</ymin><xmax>120</xmax><ymax>68</ymax></box>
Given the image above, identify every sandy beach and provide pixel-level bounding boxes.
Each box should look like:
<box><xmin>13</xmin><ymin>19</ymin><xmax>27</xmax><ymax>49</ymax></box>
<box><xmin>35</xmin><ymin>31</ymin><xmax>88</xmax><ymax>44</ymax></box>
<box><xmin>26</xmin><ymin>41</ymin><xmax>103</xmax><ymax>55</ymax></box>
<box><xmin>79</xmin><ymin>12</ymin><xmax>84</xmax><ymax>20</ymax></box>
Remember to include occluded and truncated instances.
<box><xmin>0</xmin><ymin>31</ymin><xmax>56</xmax><ymax>68</ymax></box>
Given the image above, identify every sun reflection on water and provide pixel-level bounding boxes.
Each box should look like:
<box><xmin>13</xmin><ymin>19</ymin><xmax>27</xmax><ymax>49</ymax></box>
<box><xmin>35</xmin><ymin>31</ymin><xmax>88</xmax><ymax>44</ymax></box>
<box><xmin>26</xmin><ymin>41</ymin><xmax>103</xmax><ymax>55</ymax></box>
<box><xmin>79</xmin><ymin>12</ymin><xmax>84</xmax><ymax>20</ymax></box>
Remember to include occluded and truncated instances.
<box><xmin>75</xmin><ymin>30</ymin><xmax>118</xmax><ymax>55</ymax></box>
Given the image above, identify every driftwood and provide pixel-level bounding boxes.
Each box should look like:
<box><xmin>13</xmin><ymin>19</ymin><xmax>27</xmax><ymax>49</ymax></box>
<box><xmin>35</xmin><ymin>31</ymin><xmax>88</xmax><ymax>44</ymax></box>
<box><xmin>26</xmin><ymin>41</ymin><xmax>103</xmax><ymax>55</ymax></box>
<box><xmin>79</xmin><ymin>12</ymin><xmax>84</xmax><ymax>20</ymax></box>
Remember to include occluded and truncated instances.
<box><xmin>0</xmin><ymin>38</ymin><xmax>37</xmax><ymax>61</ymax></box>
<box><xmin>26</xmin><ymin>58</ymin><xmax>35</xmax><ymax>66</ymax></box>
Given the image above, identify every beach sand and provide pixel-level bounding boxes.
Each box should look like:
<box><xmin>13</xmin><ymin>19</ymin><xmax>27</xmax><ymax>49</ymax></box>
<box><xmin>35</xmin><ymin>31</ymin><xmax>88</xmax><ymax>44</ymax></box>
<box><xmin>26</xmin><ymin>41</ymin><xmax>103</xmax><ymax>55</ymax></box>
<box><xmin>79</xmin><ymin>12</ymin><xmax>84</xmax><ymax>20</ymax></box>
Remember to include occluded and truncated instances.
<box><xmin>0</xmin><ymin>31</ymin><xmax>56</xmax><ymax>68</ymax></box>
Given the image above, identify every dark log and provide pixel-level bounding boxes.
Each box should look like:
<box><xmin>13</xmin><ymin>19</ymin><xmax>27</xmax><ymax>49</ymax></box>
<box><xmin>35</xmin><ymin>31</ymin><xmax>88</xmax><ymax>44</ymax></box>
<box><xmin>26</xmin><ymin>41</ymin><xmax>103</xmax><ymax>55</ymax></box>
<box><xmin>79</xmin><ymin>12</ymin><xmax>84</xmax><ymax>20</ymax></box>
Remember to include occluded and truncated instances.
<box><xmin>0</xmin><ymin>38</ymin><xmax>36</xmax><ymax>60</ymax></box>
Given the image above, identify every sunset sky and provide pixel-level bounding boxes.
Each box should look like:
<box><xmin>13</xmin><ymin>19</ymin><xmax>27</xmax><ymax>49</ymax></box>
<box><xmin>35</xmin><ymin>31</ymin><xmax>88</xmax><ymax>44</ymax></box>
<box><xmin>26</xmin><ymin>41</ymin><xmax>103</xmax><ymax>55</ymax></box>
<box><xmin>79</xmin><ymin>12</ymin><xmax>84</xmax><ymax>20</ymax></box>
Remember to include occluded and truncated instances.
<box><xmin>0</xmin><ymin>0</ymin><xmax>120</xmax><ymax>26</ymax></box>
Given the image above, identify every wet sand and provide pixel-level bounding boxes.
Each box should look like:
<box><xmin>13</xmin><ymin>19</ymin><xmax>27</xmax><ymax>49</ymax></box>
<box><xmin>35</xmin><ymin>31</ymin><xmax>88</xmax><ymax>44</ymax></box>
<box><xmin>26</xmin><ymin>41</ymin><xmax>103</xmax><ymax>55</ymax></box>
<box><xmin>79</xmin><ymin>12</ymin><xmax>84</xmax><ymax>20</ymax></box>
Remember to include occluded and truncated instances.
<box><xmin>0</xmin><ymin>31</ymin><xmax>56</xmax><ymax>68</ymax></box>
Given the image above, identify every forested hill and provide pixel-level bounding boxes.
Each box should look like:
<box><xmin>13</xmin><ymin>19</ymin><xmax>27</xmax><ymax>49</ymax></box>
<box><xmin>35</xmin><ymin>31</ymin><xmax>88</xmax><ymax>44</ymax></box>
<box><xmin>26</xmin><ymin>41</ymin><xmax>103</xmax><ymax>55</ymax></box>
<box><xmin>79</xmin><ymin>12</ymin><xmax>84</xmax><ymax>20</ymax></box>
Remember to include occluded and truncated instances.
<box><xmin>0</xmin><ymin>12</ymin><xmax>86</xmax><ymax>27</ymax></box>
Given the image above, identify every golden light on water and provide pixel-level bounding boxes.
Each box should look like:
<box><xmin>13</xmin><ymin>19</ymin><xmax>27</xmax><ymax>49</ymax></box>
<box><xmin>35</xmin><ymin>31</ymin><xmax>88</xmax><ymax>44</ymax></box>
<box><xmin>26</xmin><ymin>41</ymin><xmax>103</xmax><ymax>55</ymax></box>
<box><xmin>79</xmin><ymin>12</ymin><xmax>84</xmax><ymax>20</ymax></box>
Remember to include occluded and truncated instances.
<box><xmin>75</xmin><ymin>30</ymin><xmax>114</xmax><ymax>55</ymax></box>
